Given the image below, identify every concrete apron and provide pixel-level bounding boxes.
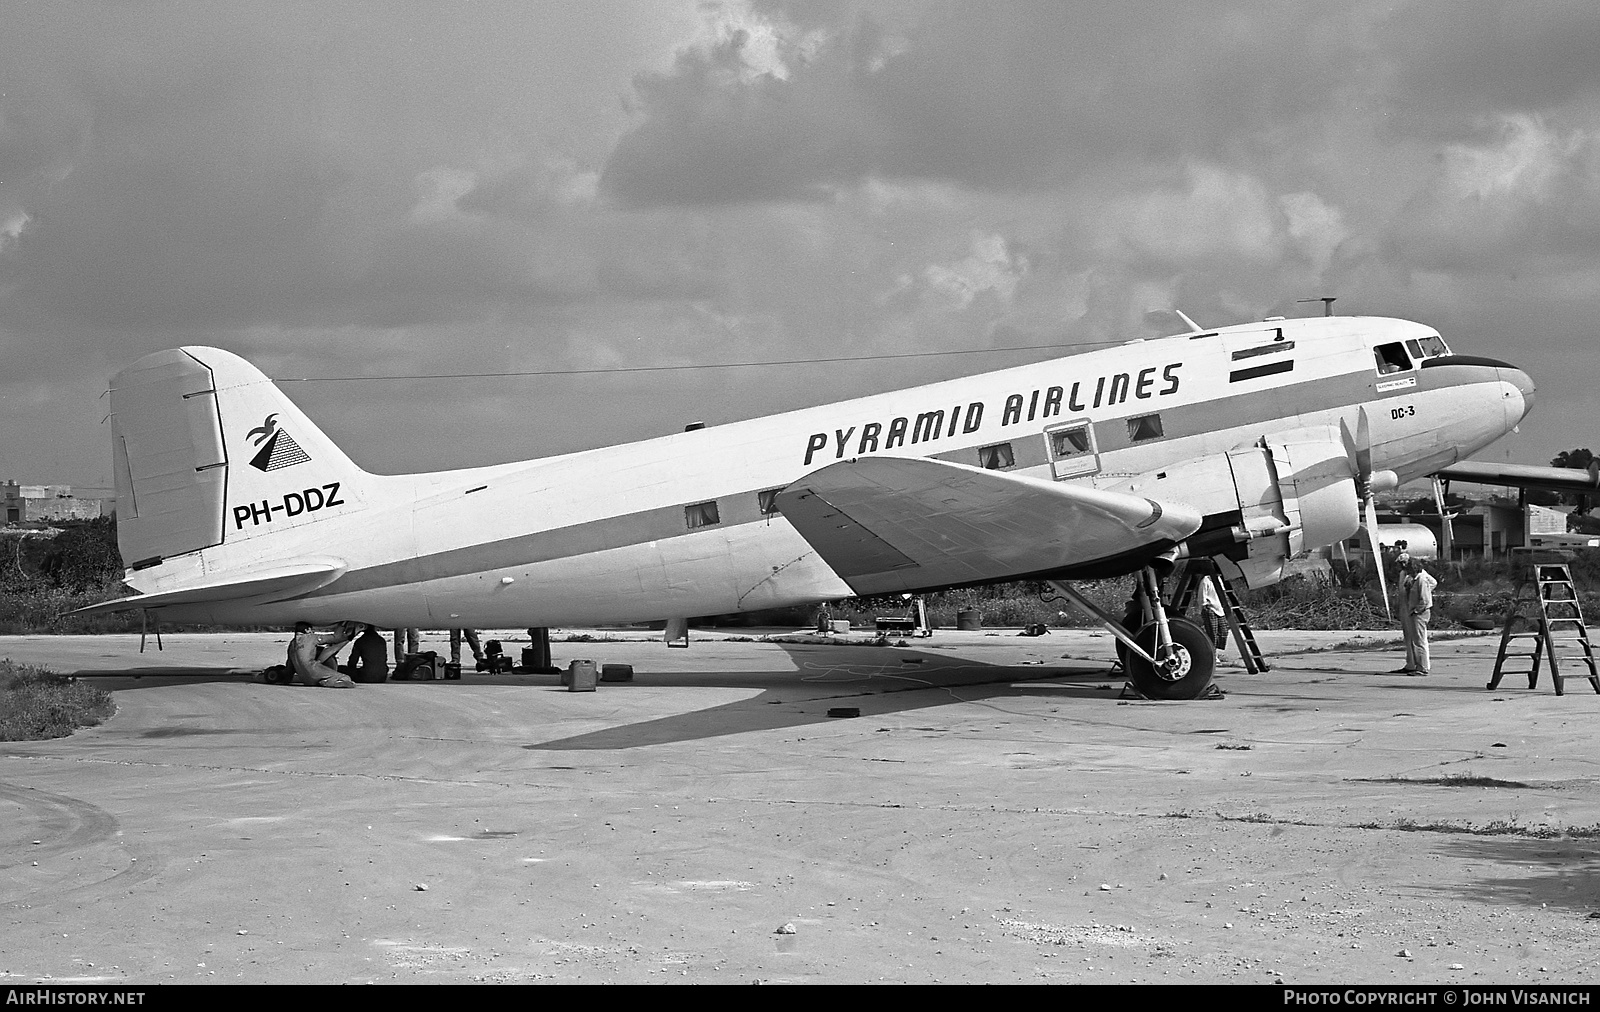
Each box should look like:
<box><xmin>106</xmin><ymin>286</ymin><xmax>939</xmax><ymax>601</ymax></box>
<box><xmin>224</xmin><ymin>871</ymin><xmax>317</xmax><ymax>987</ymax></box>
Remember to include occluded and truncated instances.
<box><xmin>3</xmin><ymin>628</ymin><xmax>1599</xmax><ymax>984</ymax></box>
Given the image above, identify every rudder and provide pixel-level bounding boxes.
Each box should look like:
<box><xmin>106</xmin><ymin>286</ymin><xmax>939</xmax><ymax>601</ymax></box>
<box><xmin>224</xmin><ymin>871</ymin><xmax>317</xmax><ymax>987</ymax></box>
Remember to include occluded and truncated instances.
<box><xmin>110</xmin><ymin>346</ymin><xmax>369</xmax><ymax>568</ymax></box>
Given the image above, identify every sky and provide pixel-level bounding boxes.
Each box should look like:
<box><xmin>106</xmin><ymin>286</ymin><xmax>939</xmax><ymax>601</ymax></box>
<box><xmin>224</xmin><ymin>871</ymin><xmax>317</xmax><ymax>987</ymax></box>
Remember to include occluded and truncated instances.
<box><xmin>3</xmin><ymin>0</ymin><xmax>1599</xmax><ymax>493</ymax></box>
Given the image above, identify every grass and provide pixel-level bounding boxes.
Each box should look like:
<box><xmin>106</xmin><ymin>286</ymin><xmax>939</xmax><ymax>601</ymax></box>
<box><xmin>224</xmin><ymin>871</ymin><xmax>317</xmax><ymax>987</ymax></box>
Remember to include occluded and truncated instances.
<box><xmin>0</xmin><ymin>659</ymin><xmax>116</xmax><ymax>741</ymax></box>
<box><xmin>1349</xmin><ymin>774</ymin><xmax>1533</xmax><ymax>788</ymax></box>
<box><xmin>1365</xmin><ymin>816</ymin><xmax>1600</xmax><ymax>839</ymax></box>
<box><xmin>1182</xmin><ymin>807</ymin><xmax>1600</xmax><ymax>839</ymax></box>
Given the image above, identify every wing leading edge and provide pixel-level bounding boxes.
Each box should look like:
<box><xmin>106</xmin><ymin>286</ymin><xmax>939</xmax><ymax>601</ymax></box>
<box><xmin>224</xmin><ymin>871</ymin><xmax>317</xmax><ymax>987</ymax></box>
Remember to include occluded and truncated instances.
<box><xmin>1435</xmin><ymin>460</ymin><xmax>1600</xmax><ymax>495</ymax></box>
<box><xmin>774</xmin><ymin>456</ymin><xmax>1203</xmax><ymax>596</ymax></box>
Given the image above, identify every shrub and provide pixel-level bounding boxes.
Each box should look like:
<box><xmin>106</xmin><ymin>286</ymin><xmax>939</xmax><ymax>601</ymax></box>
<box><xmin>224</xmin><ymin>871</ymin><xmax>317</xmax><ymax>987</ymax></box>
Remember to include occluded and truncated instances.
<box><xmin>0</xmin><ymin>660</ymin><xmax>116</xmax><ymax>741</ymax></box>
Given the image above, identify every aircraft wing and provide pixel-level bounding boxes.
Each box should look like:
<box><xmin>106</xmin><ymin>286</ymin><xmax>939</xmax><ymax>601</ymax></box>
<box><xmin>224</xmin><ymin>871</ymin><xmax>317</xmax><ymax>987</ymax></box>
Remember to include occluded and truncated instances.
<box><xmin>774</xmin><ymin>456</ymin><xmax>1202</xmax><ymax>596</ymax></box>
<box><xmin>1435</xmin><ymin>460</ymin><xmax>1600</xmax><ymax>495</ymax></box>
<box><xmin>72</xmin><ymin>561</ymin><xmax>346</xmax><ymax>615</ymax></box>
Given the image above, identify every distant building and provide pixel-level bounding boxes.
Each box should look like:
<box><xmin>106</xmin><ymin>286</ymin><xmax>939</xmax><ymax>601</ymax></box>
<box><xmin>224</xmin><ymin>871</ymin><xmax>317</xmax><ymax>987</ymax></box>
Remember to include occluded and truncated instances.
<box><xmin>2</xmin><ymin>481</ymin><xmax>104</xmax><ymax>524</ymax></box>
<box><xmin>1332</xmin><ymin>495</ymin><xmax>1528</xmax><ymax>562</ymax></box>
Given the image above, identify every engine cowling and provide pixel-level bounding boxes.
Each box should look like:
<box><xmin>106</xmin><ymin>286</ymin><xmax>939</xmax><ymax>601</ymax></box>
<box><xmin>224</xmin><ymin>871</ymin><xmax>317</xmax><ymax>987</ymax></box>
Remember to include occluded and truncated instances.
<box><xmin>1104</xmin><ymin>435</ymin><xmax>1361</xmax><ymax>588</ymax></box>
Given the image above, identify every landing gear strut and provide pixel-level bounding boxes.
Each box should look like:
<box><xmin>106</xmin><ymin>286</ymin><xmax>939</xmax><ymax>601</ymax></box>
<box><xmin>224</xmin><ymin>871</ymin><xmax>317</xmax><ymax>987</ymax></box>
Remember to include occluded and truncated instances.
<box><xmin>1050</xmin><ymin>566</ymin><xmax>1218</xmax><ymax>700</ymax></box>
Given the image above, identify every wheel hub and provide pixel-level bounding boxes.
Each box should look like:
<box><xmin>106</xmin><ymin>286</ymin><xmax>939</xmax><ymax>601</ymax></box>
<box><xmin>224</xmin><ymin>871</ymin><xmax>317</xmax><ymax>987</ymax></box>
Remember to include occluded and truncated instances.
<box><xmin>1155</xmin><ymin>644</ymin><xmax>1192</xmax><ymax>682</ymax></box>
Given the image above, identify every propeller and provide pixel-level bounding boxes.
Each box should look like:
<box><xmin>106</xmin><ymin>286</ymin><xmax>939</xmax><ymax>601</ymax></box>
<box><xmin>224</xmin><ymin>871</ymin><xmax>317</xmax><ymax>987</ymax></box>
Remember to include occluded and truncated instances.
<box><xmin>1341</xmin><ymin>407</ymin><xmax>1392</xmax><ymax>620</ymax></box>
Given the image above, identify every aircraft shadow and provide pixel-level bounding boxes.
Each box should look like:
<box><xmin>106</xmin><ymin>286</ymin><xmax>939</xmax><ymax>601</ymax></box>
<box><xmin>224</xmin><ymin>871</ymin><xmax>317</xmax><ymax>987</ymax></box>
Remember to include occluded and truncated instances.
<box><xmin>525</xmin><ymin>641</ymin><xmax>1118</xmax><ymax>751</ymax></box>
<box><xmin>1408</xmin><ymin>834</ymin><xmax>1600</xmax><ymax>915</ymax></box>
<box><xmin>59</xmin><ymin>670</ymin><xmax>265</xmax><ymax>689</ymax></box>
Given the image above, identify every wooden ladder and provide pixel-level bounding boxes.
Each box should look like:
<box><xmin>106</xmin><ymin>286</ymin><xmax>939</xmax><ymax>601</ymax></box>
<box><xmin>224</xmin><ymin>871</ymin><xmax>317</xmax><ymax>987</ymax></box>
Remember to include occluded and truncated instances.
<box><xmin>1488</xmin><ymin>561</ymin><xmax>1600</xmax><ymax>696</ymax></box>
<box><xmin>1171</xmin><ymin>560</ymin><xmax>1271</xmax><ymax>674</ymax></box>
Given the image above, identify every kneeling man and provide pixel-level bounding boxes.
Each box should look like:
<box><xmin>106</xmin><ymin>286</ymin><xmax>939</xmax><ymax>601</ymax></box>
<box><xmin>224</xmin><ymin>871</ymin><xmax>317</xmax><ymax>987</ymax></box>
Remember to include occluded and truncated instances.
<box><xmin>290</xmin><ymin>621</ymin><xmax>356</xmax><ymax>688</ymax></box>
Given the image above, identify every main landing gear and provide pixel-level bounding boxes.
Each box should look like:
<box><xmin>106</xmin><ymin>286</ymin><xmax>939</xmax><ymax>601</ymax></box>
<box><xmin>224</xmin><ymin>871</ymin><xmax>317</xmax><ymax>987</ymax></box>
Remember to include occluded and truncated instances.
<box><xmin>1048</xmin><ymin>566</ymin><xmax>1217</xmax><ymax>700</ymax></box>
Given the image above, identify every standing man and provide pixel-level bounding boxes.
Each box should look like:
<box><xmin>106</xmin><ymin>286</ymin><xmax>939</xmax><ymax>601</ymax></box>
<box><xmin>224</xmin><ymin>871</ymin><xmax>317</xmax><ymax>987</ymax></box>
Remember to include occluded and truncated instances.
<box><xmin>1394</xmin><ymin>554</ymin><xmax>1438</xmax><ymax>676</ymax></box>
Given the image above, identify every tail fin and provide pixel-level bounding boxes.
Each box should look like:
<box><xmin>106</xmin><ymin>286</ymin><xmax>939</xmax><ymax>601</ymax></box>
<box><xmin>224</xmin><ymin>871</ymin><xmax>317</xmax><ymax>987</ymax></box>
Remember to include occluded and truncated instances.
<box><xmin>111</xmin><ymin>347</ymin><xmax>369</xmax><ymax>569</ymax></box>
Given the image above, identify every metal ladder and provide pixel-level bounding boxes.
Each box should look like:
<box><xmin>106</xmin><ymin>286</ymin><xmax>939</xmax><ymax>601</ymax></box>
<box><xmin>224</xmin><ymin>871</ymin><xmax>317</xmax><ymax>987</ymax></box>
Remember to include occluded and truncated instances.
<box><xmin>1488</xmin><ymin>560</ymin><xmax>1600</xmax><ymax>696</ymax></box>
<box><xmin>1170</xmin><ymin>559</ymin><xmax>1271</xmax><ymax>674</ymax></box>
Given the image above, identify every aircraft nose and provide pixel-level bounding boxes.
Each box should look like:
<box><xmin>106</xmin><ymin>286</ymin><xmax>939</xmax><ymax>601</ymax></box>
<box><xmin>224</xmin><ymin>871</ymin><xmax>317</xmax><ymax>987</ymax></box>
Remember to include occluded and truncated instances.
<box><xmin>1504</xmin><ymin>366</ymin><xmax>1536</xmax><ymax>422</ymax></box>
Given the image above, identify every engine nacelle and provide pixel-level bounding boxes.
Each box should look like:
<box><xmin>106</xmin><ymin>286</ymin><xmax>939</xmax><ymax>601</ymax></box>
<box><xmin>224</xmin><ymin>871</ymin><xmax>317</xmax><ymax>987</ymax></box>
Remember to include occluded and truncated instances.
<box><xmin>1105</xmin><ymin>434</ymin><xmax>1360</xmax><ymax>588</ymax></box>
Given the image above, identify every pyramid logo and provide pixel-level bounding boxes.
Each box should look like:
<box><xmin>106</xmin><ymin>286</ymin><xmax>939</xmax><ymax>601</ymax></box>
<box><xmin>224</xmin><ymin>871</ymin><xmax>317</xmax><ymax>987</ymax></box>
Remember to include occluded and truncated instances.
<box><xmin>246</xmin><ymin>413</ymin><xmax>311</xmax><ymax>472</ymax></box>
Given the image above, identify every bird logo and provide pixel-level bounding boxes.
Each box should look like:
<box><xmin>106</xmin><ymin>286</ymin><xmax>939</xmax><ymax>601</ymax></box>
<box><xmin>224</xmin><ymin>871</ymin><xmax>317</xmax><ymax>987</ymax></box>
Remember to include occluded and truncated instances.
<box><xmin>247</xmin><ymin>414</ymin><xmax>280</xmax><ymax>447</ymax></box>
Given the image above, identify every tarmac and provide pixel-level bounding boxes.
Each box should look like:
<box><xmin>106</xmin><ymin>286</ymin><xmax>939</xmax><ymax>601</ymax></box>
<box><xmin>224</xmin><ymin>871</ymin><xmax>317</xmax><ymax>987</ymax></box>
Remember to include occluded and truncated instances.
<box><xmin>4</xmin><ymin>626</ymin><xmax>1600</xmax><ymax>984</ymax></box>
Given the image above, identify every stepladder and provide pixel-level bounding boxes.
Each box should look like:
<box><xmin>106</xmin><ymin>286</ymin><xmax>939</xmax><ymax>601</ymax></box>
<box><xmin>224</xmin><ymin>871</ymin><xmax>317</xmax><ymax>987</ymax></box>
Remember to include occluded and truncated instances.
<box><xmin>1170</xmin><ymin>559</ymin><xmax>1271</xmax><ymax>674</ymax></box>
<box><xmin>1489</xmin><ymin>557</ymin><xmax>1600</xmax><ymax>696</ymax></box>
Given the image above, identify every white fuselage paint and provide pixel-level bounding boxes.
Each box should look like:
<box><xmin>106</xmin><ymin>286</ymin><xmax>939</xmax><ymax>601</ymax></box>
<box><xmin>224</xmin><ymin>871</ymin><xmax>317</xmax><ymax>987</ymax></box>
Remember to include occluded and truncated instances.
<box><xmin>133</xmin><ymin>316</ymin><xmax>1530</xmax><ymax>627</ymax></box>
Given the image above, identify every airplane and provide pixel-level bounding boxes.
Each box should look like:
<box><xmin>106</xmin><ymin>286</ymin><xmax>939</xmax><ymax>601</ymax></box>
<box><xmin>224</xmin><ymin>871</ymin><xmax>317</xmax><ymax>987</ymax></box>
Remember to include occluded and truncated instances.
<box><xmin>81</xmin><ymin>313</ymin><xmax>1539</xmax><ymax>700</ymax></box>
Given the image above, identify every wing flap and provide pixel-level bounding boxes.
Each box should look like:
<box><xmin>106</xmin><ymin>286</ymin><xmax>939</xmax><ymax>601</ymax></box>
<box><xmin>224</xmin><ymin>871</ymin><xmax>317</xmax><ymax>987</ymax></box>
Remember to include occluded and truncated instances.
<box><xmin>775</xmin><ymin>456</ymin><xmax>1202</xmax><ymax>595</ymax></box>
<box><xmin>72</xmin><ymin>561</ymin><xmax>346</xmax><ymax>615</ymax></box>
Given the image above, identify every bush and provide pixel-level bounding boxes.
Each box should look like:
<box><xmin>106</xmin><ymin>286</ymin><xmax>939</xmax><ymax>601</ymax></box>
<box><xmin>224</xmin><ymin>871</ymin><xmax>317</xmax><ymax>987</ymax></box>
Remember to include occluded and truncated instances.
<box><xmin>0</xmin><ymin>660</ymin><xmax>116</xmax><ymax>741</ymax></box>
<box><xmin>0</xmin><ymin>516</ymin><xmax>148</xmax><ymax>633</ymax></box>
<box><xmin>814</xmin><ymin>579</ymin><xmax>1130</xmax><ymax>630</ymax></box>
<box><xmin>1234</xmin><ymin>573</ymin><xmax>1391</xmax><ymax>630</ymax></box>
<box><xmin>37</xmin><ymin>516</ymin><xmax>123</xmax><ymax>589</ymax></box>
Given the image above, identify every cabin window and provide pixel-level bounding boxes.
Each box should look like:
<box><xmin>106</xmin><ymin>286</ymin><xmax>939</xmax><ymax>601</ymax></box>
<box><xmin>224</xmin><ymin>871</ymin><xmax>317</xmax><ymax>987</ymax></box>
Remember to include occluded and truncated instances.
<box><xmin>758</xmin><ymin>489</ymin><xmax>782</xmax><ymax>516</ymax></box>
<box><xmin>1127</xmin><ymin>413</ymin><xmax>1164</xmax><ymax>442</ymax></box>
<box><xmin>1050</xmin><ymin>426</ymin><xmax>1091</xmax><ymax>457</ymax></box>
<box><xmin>978</xmin><ymin>442</ymin><xmax>1015</xmax><ymax>470</ymax></box>
<box><xmin>1373</xmin><ymin>343</ymin><xmax>1412</xmax><ymax>374</ymax></box>
<box><xmin>1045</xmin><ymin>420</ymin><xmax>1100</xmax><ymax>480</ymax></box>
<box><xmin>685</xmin><ymin>500</ymin><xmax>721</xmax><ymax>528</ymax></box>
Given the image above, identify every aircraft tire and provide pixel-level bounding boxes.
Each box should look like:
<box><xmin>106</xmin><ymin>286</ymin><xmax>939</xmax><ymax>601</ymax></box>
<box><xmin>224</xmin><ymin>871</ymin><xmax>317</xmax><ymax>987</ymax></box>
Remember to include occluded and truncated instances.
<box><xmin>1115</xmin><ymin>603</ymin><xmax>1141</xmax><ymax>672</ymax></box>
<box><xmin>1126</xmin><ymin>617</ymin><xmax>1215</xmax><ymax>700</ymax></box>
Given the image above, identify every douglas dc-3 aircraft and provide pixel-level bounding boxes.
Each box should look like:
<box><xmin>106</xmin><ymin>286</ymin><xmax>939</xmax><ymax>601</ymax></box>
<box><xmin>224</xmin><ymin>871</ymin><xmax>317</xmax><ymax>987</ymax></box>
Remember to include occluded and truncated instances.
<box><xmin>84</xmin><ymin>314</ymin><xmax>1543</xmax><ymax>699</ymax></box>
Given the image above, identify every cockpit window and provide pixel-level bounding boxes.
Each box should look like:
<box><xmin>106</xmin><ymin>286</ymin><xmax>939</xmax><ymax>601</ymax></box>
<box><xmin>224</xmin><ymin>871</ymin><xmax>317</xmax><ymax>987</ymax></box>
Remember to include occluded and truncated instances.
<box><xmin>1417</xmin><ymin>334</ymin><xmax>1449</xmax><ymax>357</ymax></box>
<box><xmin>1373</xmin><ymin>342</ymin><xmax>1412</xmax><ymax>374</ymax></box>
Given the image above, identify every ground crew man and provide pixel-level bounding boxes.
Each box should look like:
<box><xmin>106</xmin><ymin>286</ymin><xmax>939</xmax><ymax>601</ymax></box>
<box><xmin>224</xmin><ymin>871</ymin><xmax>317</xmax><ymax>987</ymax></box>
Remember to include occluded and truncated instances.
<box><xmin>1394</xmin><ymin>553</ymin><xmax>1438</xmax><ymax>676</ymax></box>
<box><xmin>290</xmin><ymin>621</ymin><xmax>356</xmax><ymax>688</ymax></box>
<box><xmin>461</xmin><ymin>628</ymin><xmax>485</xmax><ymax>664</ymax></box>
<box><xmin>341</xmin><ymin>624</ymin><xmax>390</xmax><ymax>683</ymax></box>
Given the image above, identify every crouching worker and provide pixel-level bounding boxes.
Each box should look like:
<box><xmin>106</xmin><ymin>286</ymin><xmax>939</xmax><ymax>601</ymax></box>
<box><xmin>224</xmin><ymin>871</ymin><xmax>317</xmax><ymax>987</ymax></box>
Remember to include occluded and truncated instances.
<box><xmin>290</xmin><ymin>621</ymin><xmax>356</xmax><ymax>688</ymax></box>
<box><xmin>341</xmin><ymin>624</ymin><xmax>390</xmax><ymax>683</ymax></box>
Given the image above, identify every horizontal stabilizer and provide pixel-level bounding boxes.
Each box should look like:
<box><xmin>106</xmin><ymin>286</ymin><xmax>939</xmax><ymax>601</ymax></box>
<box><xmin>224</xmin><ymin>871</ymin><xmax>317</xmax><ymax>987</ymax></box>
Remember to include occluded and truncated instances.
<box><xmin>73</xmin><ymin>561</ymin><xmax>346</xmax><ymax>615</ymax></box>
<box><xmin>1435</xmin><ymin>460</ymin><xmax>1600</xmax><ymax>495</ymax></box>
<box><xmin>775</xmin><ymin>456</ymin><xmax>1202</xmax><ymax>595</ymax></box>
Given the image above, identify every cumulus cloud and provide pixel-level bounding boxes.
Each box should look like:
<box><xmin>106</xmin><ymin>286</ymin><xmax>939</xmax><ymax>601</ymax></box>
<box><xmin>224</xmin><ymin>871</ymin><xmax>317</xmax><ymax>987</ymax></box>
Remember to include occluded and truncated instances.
<box><xmin>409</xmin><ymin>168</ymin><xmax>481</xmax><ymax>226</ymax></box>
<box><xmin>6</xmin><ymin>1</ymin><xmax>1600</xmax><ymax>483</ymax></box>
<box><xmin>1389</xmin><ymin>113</ymin><xmax>1600</xmax><ymax>271</ymax></box>
<box><xmin>1278</xmin><ymin>191</ymin><xmax>1350</xmax><ymax>274</ymax></box>
<box><xmin>1107</xmin><ymin>164</ymin><xmax>1284</xmax><ymax>265</ymax></box>
<box><xmin>923</xmin><ymin>233</ymin><xmax>1027</xmax><ymax>310</ymax></box>
<box><xmin>601</xmin><ymin>2</ymin><xmax>1369</xmax><ymax>205</ymax></box>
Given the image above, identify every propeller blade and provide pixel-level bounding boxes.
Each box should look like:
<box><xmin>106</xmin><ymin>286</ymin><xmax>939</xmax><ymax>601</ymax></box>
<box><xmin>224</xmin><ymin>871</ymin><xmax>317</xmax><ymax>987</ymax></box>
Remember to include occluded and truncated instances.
<box><xmin>1355</xmin><ymin>406</ymin><xmax>1372</xmax><ymax>481</ymax></box>
<box><xmin>1433</xmin><ymin>476</ymin><xmax>1453</xmax><ymax>561</ymax></box>
<box><xmin>1365</xmin><ymin>495</ymin><xmax>1391</xmax><ymax>620</ymax></box>
<box><xmin>1339</xmin><ymin>415</ymin><xmax>1357</xmax><ymax>461</ymax></box>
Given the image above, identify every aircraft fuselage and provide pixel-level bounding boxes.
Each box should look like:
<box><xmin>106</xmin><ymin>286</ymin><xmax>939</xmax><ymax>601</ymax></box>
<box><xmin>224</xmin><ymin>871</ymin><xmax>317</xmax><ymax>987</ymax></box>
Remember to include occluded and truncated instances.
<box><xmin>119</xmin><ymin>316</ymin><xmax>1532</xmax><ymax>628</ymax></box>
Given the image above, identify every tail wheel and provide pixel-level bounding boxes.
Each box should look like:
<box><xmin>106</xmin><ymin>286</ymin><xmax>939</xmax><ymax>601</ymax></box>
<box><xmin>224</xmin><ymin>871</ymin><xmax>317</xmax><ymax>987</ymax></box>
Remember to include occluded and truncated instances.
<box><xmin>1125</xmin><ymin>617</ymin><xmax>1216</xmax><ymax>700</ymax></box>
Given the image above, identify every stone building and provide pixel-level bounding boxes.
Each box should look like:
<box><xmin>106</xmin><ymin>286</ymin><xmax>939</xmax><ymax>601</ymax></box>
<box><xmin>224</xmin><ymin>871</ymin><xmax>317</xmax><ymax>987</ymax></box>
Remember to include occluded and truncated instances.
<box><xmin>2</xmin><ymin>481</ymin><xmax>105</xmax><ymax>524</ymax></box>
